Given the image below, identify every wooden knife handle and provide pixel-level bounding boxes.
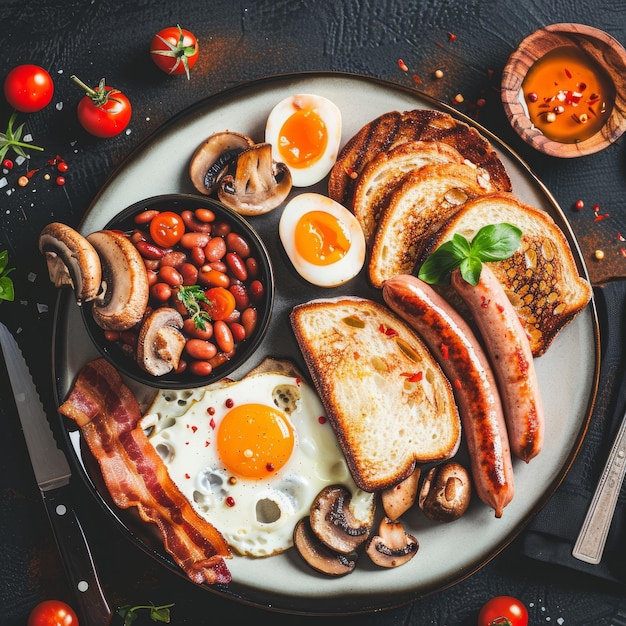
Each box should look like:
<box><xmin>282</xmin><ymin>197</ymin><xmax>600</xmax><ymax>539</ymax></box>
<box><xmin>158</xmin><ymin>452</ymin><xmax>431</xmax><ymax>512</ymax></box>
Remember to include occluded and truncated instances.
<box><xmin>41</xmin><ymin>484</ymin><xmax>112</xmax><ymax>625</ymax></box>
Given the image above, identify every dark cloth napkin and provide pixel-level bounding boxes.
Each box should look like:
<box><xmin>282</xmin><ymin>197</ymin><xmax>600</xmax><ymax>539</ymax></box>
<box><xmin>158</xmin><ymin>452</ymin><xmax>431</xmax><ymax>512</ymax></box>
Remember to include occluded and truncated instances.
<box><xmin>522</xmin><ymin>279</ymin><xmax>626</xmax><ymax>582</ymax></box>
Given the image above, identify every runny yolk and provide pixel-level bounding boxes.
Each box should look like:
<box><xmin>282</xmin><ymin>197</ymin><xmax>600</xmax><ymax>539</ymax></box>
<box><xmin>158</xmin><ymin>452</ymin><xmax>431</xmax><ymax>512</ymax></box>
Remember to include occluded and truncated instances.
<box><xmin>278</xmin><ymin>107</ymin><xmax>328</xmax><ymax>168</ymax></box>
<box><xmin>295</xmin><ymin>210</ymin><xmax>351</xmax><ymax>266</ymax></box>
<box><xmin>217</xmin><ymin>403</ymin><xmax>295</xmax><ymax>480</ymax></box>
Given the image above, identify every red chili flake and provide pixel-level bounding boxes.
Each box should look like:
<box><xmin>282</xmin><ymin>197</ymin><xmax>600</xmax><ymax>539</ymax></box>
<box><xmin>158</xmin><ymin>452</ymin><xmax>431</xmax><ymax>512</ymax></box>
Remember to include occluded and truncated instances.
<box><xmin>209</xmin><ymin>417</ymin><xmax>216</xmax><ymax>429</ymax></box>
<box><xmin>318</xmin><ymin>415</ymin><xmax>327</xmax><ymax>424</ymax></box>
<box><xmin>402</xmin><ymin>371</ymin><xmax>423</xmax><ymax>383</ymax></box>
<box><xmin>185</xmin><ymin>441</ymin><xmax>190</xmax><ymax>446</ymax></box>
<box><xmin>564</xmin><ymin>67</ymin><xmax>572</xmax><ymax>78</ymax></box>
<box><xmin>295</xmin><ymin>377</ymin><xmax>302</xmax><ymax>386</ymax></box>
<box><xmin>496</xmin><ymin>303</ymin><xmax>505</xmax><ymax>313</ymax></box>
<box><xmin>440</xmin><ymin>343</ymin><xmax>449</xmax><ymax>359</ymax></box>
<box><xmin>205</xmin><ymin>441</ymin><xmax>210</xmax><ymax>447</ymax></box>
<box><xmin>185</xmin><ymin>473</ymin><xmax>191</xmax><ymax>479</ymax></box>
<box><xmin>453</xmin><ymin>379</ymin><xmax>462</xmax><ymax>389</ymax></box>
<box><xmin>617</xmin><ymin>232</ymin><xmax>625</xmax><ymax>242</ymax></box>
<box><xmin>26</xmin><ymin>168</ymin><xmax>39</xmax><ymax>179</ymax></box>
<box><xmin>398</xmin><ymin>58</ymin><xmax>409</xmax><ymax>72</ymax></box>
<box><xmin>2</xmin><ymin>159</ymin><xmax>13</xmax><ymax>170</ymax></box>
<box><xmin>207</xmin><ymin>406</ymin><xmax>216</xmax><ymax>416</ymax></box>
<box><xmin>379</xmin><ymin>323</ymin><xmax>398</xmax><ymax>337</ymax></box>
<box><xmin>345</xmin><ymin>166</ymin><xmax>358</xmax><ymax>179</ymax></box>
<box><xmin>448</xmin><ymin>32</ymin><xmax>457</xmax><ymax>42</ymax></box>
<box><xmin>480</xmin><ymin>296</ymin><xmax>490</xmax><ymax>309</ymax></box>
<box><xmin>191</xmin><ymin>425</ymin><xmax>198</xmax><ymax>433</ymax></box>
<box><xmin>225</xmin><ymin>496</ymin><xmax>236</xmax><ymax>507</ymax></box>
<box><xmin>593</xmin><ymin>203</ymin><xmax>600</xmax><ymax>213</ymax></box>
<box><xmin>412</xmin><ymin>74</ymin><xmax>422</xmax><ymax>85</ymax></box>
<box><xmin>574</xmin><ymin>199</ymin><xmax>584</xmax><ymax>210</ymax></box>
<box><xmin>594</xmin><ymin>213</ymin><xmax>610</xmax><ymax>222</ymax></box>
<box><xmin>266</xmin><ymin>462</ymin><xmax>275</xmax><ymax>472</ymax></box>
<box><xmin>225</xmin><ymin>398</ymin><xmax>234</xmax><ymax>408</ymax></box>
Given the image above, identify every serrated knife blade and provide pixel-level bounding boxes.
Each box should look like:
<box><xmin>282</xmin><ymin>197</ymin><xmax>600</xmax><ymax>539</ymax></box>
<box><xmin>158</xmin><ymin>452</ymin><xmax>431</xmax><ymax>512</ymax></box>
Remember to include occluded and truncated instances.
<box><xmin>0</xmin><ymin>322</ymin><xmax>111</xmax><ymax>625</ymax></box>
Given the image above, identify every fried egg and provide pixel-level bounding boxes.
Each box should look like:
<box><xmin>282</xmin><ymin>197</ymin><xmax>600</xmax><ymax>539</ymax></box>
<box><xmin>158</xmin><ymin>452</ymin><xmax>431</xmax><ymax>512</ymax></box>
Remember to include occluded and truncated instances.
<box><xmin>265</xmin><ymin>94</ymin><xmax>342</xmax><ymax>187</ymax></box>
<box><xmin>143</xmin><ymin>370</ymin><xmax>373</xmax><ymax>557</ymax></box>
<box><xmin>279</xmin><ymin>192</ymin><xmax>366</xmax><ymax>287</ymax></box>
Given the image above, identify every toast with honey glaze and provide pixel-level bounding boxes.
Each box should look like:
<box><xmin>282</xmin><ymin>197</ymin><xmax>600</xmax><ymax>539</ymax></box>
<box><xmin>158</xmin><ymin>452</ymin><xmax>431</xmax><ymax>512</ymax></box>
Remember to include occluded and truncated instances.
<box><xmin>418</xmin><ymin>192</ymin><xmax>593</xmax><ymax>356</ymax></box>
<box><xmin>290</xmin><ymin>296</ymin><xmax>461</xmax><ymax>492</ymax></box>
<box><xmin>368</xmin><ymin>161</ymin><xmax>495</xmax><ymax>288</ymax></box>
<box><xmin>328</xmin><ymin>109</ymin><xmax>512</xmax><ymax>210</ymax></box>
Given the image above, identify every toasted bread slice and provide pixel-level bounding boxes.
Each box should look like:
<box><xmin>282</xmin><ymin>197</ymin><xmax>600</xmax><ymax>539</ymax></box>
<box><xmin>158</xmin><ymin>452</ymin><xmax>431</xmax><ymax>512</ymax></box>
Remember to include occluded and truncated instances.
<box><xmin>352</xmin><ymin>140</ymin><xmax>466</xmax><ymax>243</ymax></box>
<box><xmin>418</xmin><ymin>192</ymin><xmax>593</xmax><ymax>356</ymax></box>
<box><xmin>328</xmin><ymin>109</ymin><xmax>511</xmax><ymax>209</ymax></box>
<box><xmin>290</xmin><ymin>296</ymin><xmax>461</xmax><ymax>492</ymax></box>
<box><xmin>368</xmin><ymin>162</ymin><xmax>495</xmax><ymax>288</ymax></box>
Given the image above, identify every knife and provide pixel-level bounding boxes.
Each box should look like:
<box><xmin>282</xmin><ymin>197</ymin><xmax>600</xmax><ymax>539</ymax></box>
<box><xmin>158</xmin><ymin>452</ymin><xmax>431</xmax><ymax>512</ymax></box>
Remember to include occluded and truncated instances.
<box><xmin>0</xmin><ymin>322</ymin><xmax>112</xmax><ymax>625</ymax></box>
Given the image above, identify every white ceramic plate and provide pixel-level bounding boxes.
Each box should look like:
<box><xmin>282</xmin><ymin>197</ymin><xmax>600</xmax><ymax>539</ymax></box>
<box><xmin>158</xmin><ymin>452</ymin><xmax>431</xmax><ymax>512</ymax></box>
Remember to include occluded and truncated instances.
<box><xmin>52</xmin><ymin>72</ymin><xmax>599</xmax><ymax>615</ymax></box>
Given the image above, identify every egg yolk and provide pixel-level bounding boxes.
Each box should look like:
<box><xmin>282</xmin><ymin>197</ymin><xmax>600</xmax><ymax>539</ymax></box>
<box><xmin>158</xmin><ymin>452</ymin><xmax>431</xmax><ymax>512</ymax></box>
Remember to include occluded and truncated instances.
<box><xmin>295</xmin><ymin>210</ymin><xmax>351</xmax><ymax>266</ymax></box>
<box><xmin>217</xmin><ymin>403</ymin><xmax>295</xmax><ymax>480</ymax></box>
<box><xmin>278</xmin><ymin>107</ymin><xmax>328</xmax><ymax>168</ymax></box>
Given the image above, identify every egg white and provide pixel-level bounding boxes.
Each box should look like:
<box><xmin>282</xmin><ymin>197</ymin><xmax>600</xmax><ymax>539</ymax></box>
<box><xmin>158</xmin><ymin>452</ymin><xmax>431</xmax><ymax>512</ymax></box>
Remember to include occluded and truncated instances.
<box><xmin>265</xmin><ymin>93</ymin><xmax>342</xmax><ymax>187</ymax></box>
<box><xmin>279</xmin><ymin>192</ymin><xmax>366</xmax><ymax>288</ymax></box>
<box><xmin>143</xmin><ymin>371</ymin><xmax>373</xmax><ymax>558</ymax></box>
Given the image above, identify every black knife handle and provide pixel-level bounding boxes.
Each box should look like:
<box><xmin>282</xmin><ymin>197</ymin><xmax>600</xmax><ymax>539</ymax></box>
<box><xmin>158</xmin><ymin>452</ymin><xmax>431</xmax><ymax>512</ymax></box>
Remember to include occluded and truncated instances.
<box><xmin>41</xmin><ymin>484</ymin><xmax>112</xmax><ymax>626</ymax></box>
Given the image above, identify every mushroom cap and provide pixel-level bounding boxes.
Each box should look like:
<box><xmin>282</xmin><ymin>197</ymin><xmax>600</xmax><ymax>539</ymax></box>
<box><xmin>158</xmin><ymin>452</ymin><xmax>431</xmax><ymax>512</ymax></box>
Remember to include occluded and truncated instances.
<box><xmin>86</xmin><ymin>230</ymin><xmax>150</xmax><ymax>331</ymax></box>
<box><xmin>189</xmin><ymin>131</ymin><xmax>255</xmax><ymax>195</ymax></box>
<box><xmin>136</xmin><ymin>307</ymin><xmax>185</xmax><ymax>376</ymax></box>
<box><xmin>365</xmin><ymin>517</ymin><xmax>419</xmax><ymax>568</ymax></box>
<box><xmin>218</xmin><ymin>142</ymin><xmax>292</xmax><ymax>216</ymax></box>
<box><xmin>38</xmin><ymin>222</ymin><xmax>102</xmax><ymax>304</ymax></box>
<box><xmin>418</xmin><ymin>462</ymin><xmax>472</xmax><ymax>522</ymax></box>
<box><xmin>309</xmin><ymin>485</ymin><xmax>375</xmax><ymax>554</ymax></box>
<box><xmin>293</xmin><ymin>517</ymin><xmax>357</xmax><ymax>577</ymax></box>
<box><xmin>381</xmin><ymin>466</ymin><xmax>421</xmax><ymax>521</ymax></box>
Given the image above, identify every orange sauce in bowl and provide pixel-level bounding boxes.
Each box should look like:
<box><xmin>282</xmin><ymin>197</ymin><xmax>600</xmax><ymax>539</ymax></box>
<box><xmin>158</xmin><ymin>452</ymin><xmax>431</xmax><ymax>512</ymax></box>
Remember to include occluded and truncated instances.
<box><xmin>522</xmin><ymin>46</ymin><xmax>615</xmax><ymax>143</ymax></box>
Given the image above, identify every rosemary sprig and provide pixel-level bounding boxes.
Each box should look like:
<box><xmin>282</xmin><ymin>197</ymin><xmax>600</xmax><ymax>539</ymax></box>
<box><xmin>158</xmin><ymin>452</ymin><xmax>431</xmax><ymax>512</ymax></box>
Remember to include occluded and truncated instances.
<box><xmin>176</xmin><ymin>285</ymin><xmax>212</xmax><ymax>330</ymax></box>
<box><xmin>0</xmin><ymin>111</ymin><xmax>45</xmax><ymax>161</ymax></box>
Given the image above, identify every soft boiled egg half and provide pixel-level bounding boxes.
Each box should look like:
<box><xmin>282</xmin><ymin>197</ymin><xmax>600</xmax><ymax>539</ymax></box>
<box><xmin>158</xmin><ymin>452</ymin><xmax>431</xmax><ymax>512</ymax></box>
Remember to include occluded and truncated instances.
<box><xmin>279</xmin><ymin>192</ymin><xmax>366</xmax><ymax>287</ymax></box>
<box><xmin>143</xmin><ymin>369</ymin><xmax>373</xmax><ymax>558</ymax></box>
<box><xmin>265</xmin><ymin>94</ymin><xmax>342</xmax><ymax>187</ymax></box>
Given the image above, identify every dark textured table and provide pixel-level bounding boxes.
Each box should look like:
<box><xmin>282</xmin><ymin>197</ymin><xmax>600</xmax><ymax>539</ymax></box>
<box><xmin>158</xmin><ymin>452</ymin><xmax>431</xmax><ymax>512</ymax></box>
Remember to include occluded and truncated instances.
<box><xmin>2</xmin><ymin>1</ymin><xmax>626</xmax><ymax>624</ymax></box>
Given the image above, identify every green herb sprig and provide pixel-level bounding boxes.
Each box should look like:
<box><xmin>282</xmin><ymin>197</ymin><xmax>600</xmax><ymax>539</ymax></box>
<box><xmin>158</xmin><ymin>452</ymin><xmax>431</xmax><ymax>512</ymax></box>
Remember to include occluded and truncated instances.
<box><xmin>418</xmin><ymin>223</ymin><xmax>522</xmax><ymax>286</ymax></box>
<box><xmin>176</xmin><ymin>284</ymin><xmax>212</xmax><ymax>329</ymax></box>
<box><xmin>0</xmin><ymin>250</ymin><xmax>15</xmax><ymax>302</ymax></box>
<box><xmin>116</xmin><ymin>602</ymin><xmax>174</xmax><ymax>625</ymax></box>
<box><xmin>0</xmin><ymin>111</ymin><xmax>45</xmax><ymax>161</ymax></box>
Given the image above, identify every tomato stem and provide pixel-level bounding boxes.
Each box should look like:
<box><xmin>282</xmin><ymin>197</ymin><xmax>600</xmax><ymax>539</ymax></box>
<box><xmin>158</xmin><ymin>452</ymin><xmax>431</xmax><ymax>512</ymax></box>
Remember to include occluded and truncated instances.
<box><xmin>70</xmin><ymin>75</ymin><xmax>113</xmax><ymax>107</ymax></box>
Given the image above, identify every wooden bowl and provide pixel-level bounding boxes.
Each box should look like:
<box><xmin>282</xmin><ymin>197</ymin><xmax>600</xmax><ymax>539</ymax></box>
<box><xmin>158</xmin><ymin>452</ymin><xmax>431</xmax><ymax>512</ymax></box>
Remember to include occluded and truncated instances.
<box><xmin>501</xmin><ymin>23</ymin><xmax>626</xmax><ymax>157</ymax></box>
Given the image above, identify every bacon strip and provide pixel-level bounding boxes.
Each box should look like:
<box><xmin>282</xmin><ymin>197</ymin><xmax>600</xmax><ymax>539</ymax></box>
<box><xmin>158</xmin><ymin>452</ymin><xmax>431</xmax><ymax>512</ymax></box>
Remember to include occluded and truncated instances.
<box><xmin>59</xmin><ymin>358</ymin><xmax>232</xmax><ymax>585</ymax></box>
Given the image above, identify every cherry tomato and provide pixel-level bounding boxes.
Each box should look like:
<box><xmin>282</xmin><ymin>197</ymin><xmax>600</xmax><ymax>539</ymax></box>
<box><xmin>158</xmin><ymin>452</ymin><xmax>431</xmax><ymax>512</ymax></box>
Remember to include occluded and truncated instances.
<box><xmin>4</xmin><ymin>64</ymin><xmax>54</xmax><ymax>112</ymax></box>
<box><xmin>150</xmin><ymin>25</ymin><xmax>199</xmax><ymax>79</ymax></box>
<box><xmin>71</xmin><ymin>75</ymin><xmax>131</xmax><ymax>138</ymax></box>
<box><xmin>149</xmin><ymin>211</ymin><xmax>186</xmax><ymax>247</ymax></box>
<box><xmin>203</xmin><ymin>287</ymin><xmax>236</xmax><ymax>321</ymax></box>
<box><xmin>478</xmin><ymin>596</ymin><xmax>528</xmax><ymax>626</ymax></box>
<box><xmin>27</xmin><ymin>600</ymin><xmax>79</xmax><ymax>626</ymax></box>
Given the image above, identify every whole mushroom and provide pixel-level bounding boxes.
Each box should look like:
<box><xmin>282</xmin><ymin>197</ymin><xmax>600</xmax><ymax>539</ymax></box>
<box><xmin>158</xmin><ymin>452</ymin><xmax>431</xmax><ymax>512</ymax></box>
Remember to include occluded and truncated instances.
<box><xmin>418</xmin><ymin>462</ymin><xmax>472</xmax><ymax>522</ymax></box>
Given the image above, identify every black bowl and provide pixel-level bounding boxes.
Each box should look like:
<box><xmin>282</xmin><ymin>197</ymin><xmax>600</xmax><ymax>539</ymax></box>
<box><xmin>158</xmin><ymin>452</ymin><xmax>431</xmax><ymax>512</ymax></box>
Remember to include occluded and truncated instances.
<box><xmin>81</xmin><ymin>194</ymin><xmax>274</xmax><ymax>389</ymax></box>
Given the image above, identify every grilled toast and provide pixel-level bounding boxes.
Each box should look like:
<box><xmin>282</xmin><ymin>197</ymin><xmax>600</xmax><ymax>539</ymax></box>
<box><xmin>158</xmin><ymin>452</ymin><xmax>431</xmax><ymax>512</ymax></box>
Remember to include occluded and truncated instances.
<box><xmin>290</xmin><ymin>296</ymin><xmax>461</xmax><ymax>492</ymax></box>
<box><xmin>417</xmin><ymin>192</ymin><xmax>593</xmax><ymax>356</ymax></box>
<box><xmin>352</xmin><ymin>140</ymin><xmax>466</xmax><ymax>243</ymax></box>
<box><xmin>328</xmin><ymin>109</ymin><xmax>512</xmax><ymax>209</ymax></box>
<box><xmin>368</xmin><ymin>162</ymin><xmax>495</xmax><ymax>288</ymax></box>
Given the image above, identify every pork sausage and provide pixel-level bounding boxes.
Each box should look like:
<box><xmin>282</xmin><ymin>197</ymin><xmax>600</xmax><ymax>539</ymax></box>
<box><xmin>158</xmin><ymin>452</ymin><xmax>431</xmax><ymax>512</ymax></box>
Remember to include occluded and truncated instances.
<box><xmin>383</xmin><ymin>274</ymin><xmax>514</xmax><ymax>518</ymax></box>
<box><xmin>451</xmin><ymin>266</ymin><xmax>544</xmax><ymax>462</ymax></box>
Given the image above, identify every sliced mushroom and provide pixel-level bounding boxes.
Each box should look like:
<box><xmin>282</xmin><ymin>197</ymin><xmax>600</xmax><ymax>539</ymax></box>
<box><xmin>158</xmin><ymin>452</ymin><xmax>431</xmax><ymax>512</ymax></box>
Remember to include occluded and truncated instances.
<box><xmin>38</xmin><ymin>222</ymin><xmax>102</xmax><ymax>304</ymax></box>
<box><xmin>189</xmin><ymin>131</ymin><xmax>255</xmax><ymax>195</ymax></box>
<box><xmin>381</xmin><ymin>466</ymin><xmax>421</xmax><ymax>521</ymax></box>
<box><xmin>365</xmin><ymin>517</ymin><xmax>418</xmax><ymax>568</ymax></box>
<box><xmin>293</xmin><ymin>517</ymin><xmax>357</xmax><ymax>577</ymax></box>
<box><xmin>218</xmin><ymin>142</ymin><xmax>292</xmax><ymax>216</ymax></box>
<box><xmin>309</xmin><ymin>485</ymin><xmax>374</xmax><ymax>554</ymax></box>
<box><xmin>136</xmin><ymin>307</ymin><xmax>185</xmax><ymax>376</ymax></box>
<box><xmin>418</xmin><ymin>462</ymin><xmax>472</xmax><ymax>522</ymax></box>
<box><xmin>86</xmin><ymin>230</ymin><xmax>150</xmax><ymax>331</ymax></box>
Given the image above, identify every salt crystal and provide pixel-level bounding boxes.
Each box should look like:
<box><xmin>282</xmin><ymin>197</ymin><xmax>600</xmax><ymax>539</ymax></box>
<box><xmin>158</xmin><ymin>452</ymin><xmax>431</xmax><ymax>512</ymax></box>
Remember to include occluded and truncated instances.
<box><xmin>15</xmin><ymin>155</ymin><xmax>25</xmax><ymax>165</ymax></box>
<box><xmin>27</xmin><ymin>272</ymin><xmax>36</xmax><ymax>282</ymax></box>
<box><xmin>125</xmin><ymin>128</ymin><xmax>132</xmax><ymax>135</ymax></box>
<box><xmin>37</xmin><ymin>303</ymin><xmax>48</xmax><ymax>313</ymax></box>
<box><xmin>23</xmin><ymin>134</ymin><xmax>33</xmax><ymax>143</ymax></box>
<box><xmin>0</xmin><ymin>177</ymin><xmax>7</xmax><ymax>188</ymax></box>
<box><xmin>56</xmin><ymin>102</ymin><xmax>63</xmax><ymax>111</ymax></box>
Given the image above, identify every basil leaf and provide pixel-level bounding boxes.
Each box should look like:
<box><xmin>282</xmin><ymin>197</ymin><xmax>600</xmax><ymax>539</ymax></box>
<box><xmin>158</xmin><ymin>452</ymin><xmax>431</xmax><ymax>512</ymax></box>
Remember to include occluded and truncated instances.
<box><xmin>459</xmin><ymin>255</ymin><xmax>483</xmax><ymax>286</ymax></box>
<box><xmin>471</xmin><ymin>223</ymin><xmax>522</xmax><ymax>262</ymax></box>
<box><xmin>418</xmin><ymin>234</ymin><xmax>469</xmax><ymax>284</ymax></box>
